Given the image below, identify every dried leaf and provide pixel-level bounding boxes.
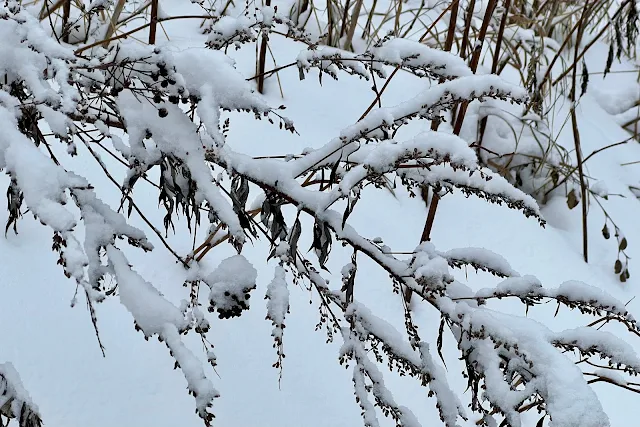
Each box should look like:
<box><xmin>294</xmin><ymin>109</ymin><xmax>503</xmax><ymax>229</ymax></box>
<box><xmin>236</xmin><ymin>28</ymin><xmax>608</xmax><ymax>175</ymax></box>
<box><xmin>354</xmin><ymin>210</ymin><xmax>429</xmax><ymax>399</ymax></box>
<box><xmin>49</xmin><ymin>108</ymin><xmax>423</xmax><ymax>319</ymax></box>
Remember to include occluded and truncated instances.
<box><xmin>288</xmin><ymin>215</ymin><xmax>302</xmax><ymax>259</ymax></box>
<box><xmin>604</xmin><ymin>43</ymin><xmax>614</xmax><ymax>77</ymax></box>
<box><xmin>329</xmin><ymin>154</ymin><xmax>341</xmax><ymax>187</ymax></box>
<box><xmin>620</xmin><ymin>237</ymin><xmax>628</xmax><ymax>251</ymax></box>
<box><xmin>580</xmin><ymin>60</ymin><xmax>588</xmax><ymax>97</ymax></box>
<box><xmin>342</xmin><ymin>201</ymin><xmax>352</xmax><ymax>229</ymax></box>
<box><xmin>615</xmin><ymin>259</ymin><xmax>623</xmax><ymax>274</ymax></box>
<box><xmin>567</xmin><ymin>190</ymin><xmax>579</xmax><ymax>210</ymax></box>
<box><xmin>437</xmin><ymin>316</ymin><xmax>447</xmax><ymax>369</ymax></box>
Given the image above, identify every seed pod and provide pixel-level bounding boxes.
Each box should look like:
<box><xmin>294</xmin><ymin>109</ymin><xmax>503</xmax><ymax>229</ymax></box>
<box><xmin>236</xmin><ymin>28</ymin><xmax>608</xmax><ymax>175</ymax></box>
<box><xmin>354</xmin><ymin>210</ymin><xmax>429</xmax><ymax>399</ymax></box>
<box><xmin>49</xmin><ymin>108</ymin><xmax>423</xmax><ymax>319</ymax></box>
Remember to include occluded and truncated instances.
<box><xmin>619</xmin><ymin>237</ymin><xmax>628</xmax><ymax>251</ymax></box>
<box><xmin>567</xmin><ymin>190</ymin><xmax>579</xmax><ymax>210</ymax></box>
<box><xmin>615</xmin><ymin>259</ymin><xmax>623</xmax><ymax>274</ymax></box>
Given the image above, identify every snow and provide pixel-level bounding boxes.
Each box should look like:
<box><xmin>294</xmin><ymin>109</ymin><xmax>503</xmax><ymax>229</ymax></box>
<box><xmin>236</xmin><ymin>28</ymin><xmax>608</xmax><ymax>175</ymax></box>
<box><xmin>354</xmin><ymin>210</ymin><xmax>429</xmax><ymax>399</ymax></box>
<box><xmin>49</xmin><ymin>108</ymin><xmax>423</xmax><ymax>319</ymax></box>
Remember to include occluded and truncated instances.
<box><xmin>591</xmin><ymin>180</ymin><xmax>610</xmax><ymax>198</ymax></box>
<box><xmin>553</xmin><ymin>327</ymin><xmax>640</xmax><ymax>371</ymax></box>
<box><xmin>593</xmin><ymin>368</ymin><xmax>628</xmax><ymax>386</ymax></box>
<box><xmin>441</xmin><ymin>247</ymin><xmax>520</xmax><ymax>278</ymax></box>
<box><xmin>108</xmin><ymin>245</ymin><xmax>218</xmax><ymax>418</ymax></box>
<box><xmin>370</xmin><ymin>38</ymin><xmax>472</xmax><ymax>79</ymax></box>
<box><xmin>347</xmin><ymin>301</ymin><xmax>466</xmax><ymax>426</ymax></box>
<box><xmin>204</xmin><ymin>255</ymin><xmax>258</xmax><ymax>318</ymax></box>
<box><xmin>108</xmin><ymin>246</ymin><xmax>187</xmax><ymax>336</ymax></box>
<box><xmin>475</xmin><ymin>275</ymin><xmax>542</xmax><ymax>298</ymax></box>
<box><xmin>549</xmin><ymin>281</ymin><xmax>634</xmax><ymax>320</ymax></box>
<box><xmin>265</xmin><ymin>265</ymin><xmax>289</xmax><ymax>342</ymax></box>
<box><xmin>297</xmin><ymin>46</ymin><xmax>369</xmax><ymax>79</ymax></box>
<box><xmin>3</xmin><ymin>1</ymin><xmax>640</xmax><ymax>427</ymax></box>
<box><xmin>441</xmin><ymin>305</ymin><xmax>610</xmax><ymax>427</ymax></box>
<box><xmin>0</xmin><ymin>363</ymin><xmax>40</xmax><ymax>422</ymax></box>
<box><xmin>117</xmin><ymin>90</ymin><xmax>247</xmax><ymax>239</ymax></box>
<box><xmin>0</xmin><ymin>107</ymin><xmax>83</xmax><ymax>231</ymax></box>
<box><xmin>162</xmin><ymin>324</ymin><xmax>219</xmax><ymax>418</ymax></box>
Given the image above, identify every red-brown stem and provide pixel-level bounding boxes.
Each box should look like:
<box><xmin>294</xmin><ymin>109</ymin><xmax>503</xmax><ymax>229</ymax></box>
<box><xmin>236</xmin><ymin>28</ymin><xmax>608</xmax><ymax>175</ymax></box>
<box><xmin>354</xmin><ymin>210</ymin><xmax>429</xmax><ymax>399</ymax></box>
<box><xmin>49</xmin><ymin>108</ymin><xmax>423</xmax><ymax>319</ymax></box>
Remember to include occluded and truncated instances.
<box><xmin>476</xmin><ymin>0</ymin><xmax>511</xmax><ymax>159</ymax></box>
<box><xmin>459</xmin><ymin>0</ymin><xmax>476</xmax><ymax>59</ymax></box>
<box><xmin>452</xmin><ymin>0</ymin><xmax>498</xmax><ymax>135</ymax></box>
<box><xmin>409</xmin><ymin>0</ymin><xmax>497</xmax><ymax>307</ymax></box>
<box><xmin>339</xmin><ymin>0</ymin><xmax>352</xmax><ymax>39</ymax></box>
<box><xmin>149</xmin><ymin>0</ymin><xmax>159</xmax><ymax>44</ymax></box>
<box><xmin>405</xmin><ymin>0</ymin><xmax>461</xmax><ymax>305</ymax></box>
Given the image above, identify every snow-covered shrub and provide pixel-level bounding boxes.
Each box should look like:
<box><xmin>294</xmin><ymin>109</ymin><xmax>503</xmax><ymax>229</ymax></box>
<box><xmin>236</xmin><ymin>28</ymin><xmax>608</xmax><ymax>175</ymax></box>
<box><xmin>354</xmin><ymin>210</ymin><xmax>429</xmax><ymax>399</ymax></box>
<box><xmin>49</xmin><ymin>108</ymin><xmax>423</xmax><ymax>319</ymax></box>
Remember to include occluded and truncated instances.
<box><xmin>2</xmin><ymin>1</ymin><xmax>640</xmax><ymax>426</ymax></box>
<box><xmin>274</xmin><ymin>0</ymin><xmax>640</xmax><ymax>280</ymax></box>
<box><xmin>452</xmin><ymin>0</ymin><xmax>640</xmax><ymax>279</ymax></box>
<box><xmin>0</xmin><ymin>363</ymin><xmax>42</xmax><ymax>427</ymax></box>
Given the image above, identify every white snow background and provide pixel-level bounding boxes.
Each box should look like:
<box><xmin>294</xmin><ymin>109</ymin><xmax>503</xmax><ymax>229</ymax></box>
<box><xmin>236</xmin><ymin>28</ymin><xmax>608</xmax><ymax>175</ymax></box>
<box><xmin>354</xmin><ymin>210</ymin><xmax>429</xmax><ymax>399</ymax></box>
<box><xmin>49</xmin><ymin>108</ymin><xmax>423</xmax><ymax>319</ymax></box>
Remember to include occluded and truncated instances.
<box><xmin>2</xmin><ymin>1</ymin><xmax>640</xmax><ymax>426</ymax></box>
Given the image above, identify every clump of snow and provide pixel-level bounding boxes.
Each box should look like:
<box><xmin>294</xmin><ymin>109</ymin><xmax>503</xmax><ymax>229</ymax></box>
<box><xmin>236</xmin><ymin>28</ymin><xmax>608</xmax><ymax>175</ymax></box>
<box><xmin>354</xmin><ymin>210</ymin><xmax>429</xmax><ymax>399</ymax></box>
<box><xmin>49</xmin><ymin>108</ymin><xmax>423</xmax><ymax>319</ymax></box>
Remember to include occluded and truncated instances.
<box><xmin>549</xmin><ymin>281</ymin><xmax>634</xmax><ymax>321</ymax></box>
<box><xmin>593</xmin><ymin>369</ymin><xmax>628</xmax><ymax>387</ymax></box>
<box><xmin>590</xmin><ymin>180</ymin><xmax>609</xmax><ymax>198</ymax></box>
<box><xmin>107</xmin><ymin>246</ymin><xmax>218</xmax><ymax>418</ymax></box>
<box><xmin>554</xmin><ymin>327</ymin><xmax>640</xmax><ymax>371</ymax></box>
<box><xmin>475</xmin><ymin>275</ymin><xmax>542</xmax><ymax>298</ymax></box>
<box><xmin>440</xmin><ymin>302</ymin><xmax>611</xmax><ymax>427</ymax></box>
<box><xmin>204</xmin><ymin>255</ymin><xmax>258</xmax><ymax>319</ymax></box>
<box><xmin>442</xmin><ymin>247</ymin><xmax>520</xmax><ymax>277</ymax></box>
<box><xmin>370</xmin><ymin>38</ymin><xmax>472</xmax><ymax>79</ymax></box>
<box><xmin>265</xmin><ymin>266</ymin><xmax>289</xmax><ymax>342</ymax></box>
<box><xmin>0</xmin><ymin>363</ymin><xmax>41</xmax><ymax>425</ymax></box>
<box><xmin>107</xmin><ymin>246</ymin><xmax>187</xmax><ymax>335</ymax></box>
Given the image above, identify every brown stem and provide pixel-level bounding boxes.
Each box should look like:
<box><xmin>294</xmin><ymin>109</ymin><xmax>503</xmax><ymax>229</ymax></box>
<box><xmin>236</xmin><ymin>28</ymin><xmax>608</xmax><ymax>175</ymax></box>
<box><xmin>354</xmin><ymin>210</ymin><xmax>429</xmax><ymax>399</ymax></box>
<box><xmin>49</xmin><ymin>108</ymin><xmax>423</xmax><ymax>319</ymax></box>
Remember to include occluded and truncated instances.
<box><xmin>257</xmin><ymin>0</ymin><xmax>271</xmax><ymax>94</ymax></box>
<box><xmin>394</xmin><ymin>0</ymin><xmax>403</xmax><ymax>36</ymax></box>
<box><xmin>62</xmin><ymin>0</ymin><xmax>71</xmax><ymax>43</ymax></box>
<box><xmin>363</xmin><ymin>0</ymin><xmax>378</xmax><ymax>40</ymax></box>
<box><xmin>452</xmin><ymin>0</ymin><xmax>498</xmax><ymax>136</ymax></box>
<box><xmin>343</xmin><ymin>0</ymin><xmax>364</xmax><ymax>51</ymax></box>
<box><xmin>405</xmin><ymin>0</ymin><xmax>461</xmax><ymax>306</ymax></box>
<box><xmin>476</xmin><ymin>0</ymin><xmax>511</xmax><ymax>159</ymax></box>
<box><xmin>339</xmin><ymin>0</ymin><xmax>352</xmax><ymax>40</ymax></box>
<box><xmin>247</xmin><ymin>62</ymin><xmax>296</xmax><ymax>81</ymax></box>
<box><xmin>149</xmin><ymin>0</ymin><xmax>159</xmax><ymax>44</ymax></box>
<box><xmin>459</xmin><ymin>0</ymin><xmax>476</xmax><ymax>59</ymax></box>
<box><xmin>570</xmin><ymin>2</ymin><xmax>590</xmax><ymax>263</ymax></box>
